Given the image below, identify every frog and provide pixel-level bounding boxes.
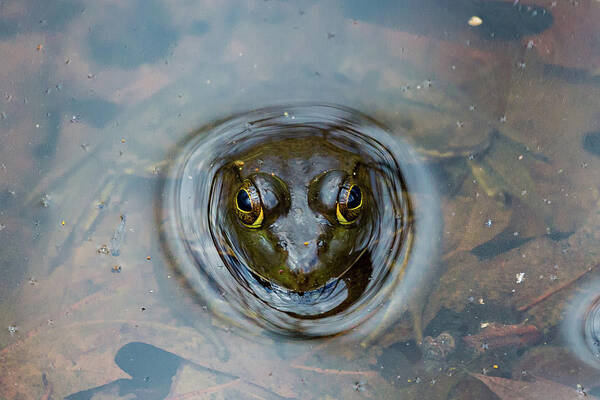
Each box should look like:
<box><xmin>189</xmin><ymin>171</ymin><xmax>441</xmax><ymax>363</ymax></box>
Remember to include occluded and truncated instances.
<box><xmin>221</xmin><ymin>137</ymin><xmax>375</xmax><ymax>294</ymax></box>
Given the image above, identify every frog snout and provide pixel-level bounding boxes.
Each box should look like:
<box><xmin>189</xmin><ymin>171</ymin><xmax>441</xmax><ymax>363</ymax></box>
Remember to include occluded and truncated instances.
<box><xmin>286</xmin><ymin>240</ymin><xmax>319</xmax><ymax>274</ymax></box>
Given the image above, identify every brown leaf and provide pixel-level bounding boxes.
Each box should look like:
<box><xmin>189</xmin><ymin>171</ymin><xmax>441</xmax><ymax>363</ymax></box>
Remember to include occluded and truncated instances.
<box><xmin>471</xmin><ymin>374</ymin><xmax>597</xmax><ymax>400</ymax></box>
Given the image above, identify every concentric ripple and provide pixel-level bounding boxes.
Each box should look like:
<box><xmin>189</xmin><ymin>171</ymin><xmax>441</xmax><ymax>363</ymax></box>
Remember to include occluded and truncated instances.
<box><xmin>163</xmin><ymin>104</ymin><xmax>439</xmax><ymax>337</ymax></box>
<box><xmin>564</xmin><ymin>278</ymin><xmax>600</xmax><ymax>369</ymax></box>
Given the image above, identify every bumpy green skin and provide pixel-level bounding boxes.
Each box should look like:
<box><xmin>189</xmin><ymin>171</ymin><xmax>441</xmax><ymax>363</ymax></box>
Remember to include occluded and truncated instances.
<box><xmin>223</xmin><ymin>138</ymin><xmax>375</xmax><ymax>292</ymax></box>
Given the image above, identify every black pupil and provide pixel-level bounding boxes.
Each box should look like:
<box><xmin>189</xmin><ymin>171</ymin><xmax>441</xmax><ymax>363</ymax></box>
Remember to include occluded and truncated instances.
<box><xmin>237</xmin><ymin>189</ymin><xmax>253</xmax><ymax>212</ymax></box>
<box><xmin>347</xmin><ymin>186</ymin><xmax>361</xmax><ymax>209</ymax></box>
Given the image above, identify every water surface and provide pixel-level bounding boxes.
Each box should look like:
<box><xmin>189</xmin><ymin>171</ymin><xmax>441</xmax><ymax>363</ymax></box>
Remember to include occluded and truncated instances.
<box><xmin>1</xmin><ymin>0</ymin><xmax>600</xmax><ymax>398</ymax></box>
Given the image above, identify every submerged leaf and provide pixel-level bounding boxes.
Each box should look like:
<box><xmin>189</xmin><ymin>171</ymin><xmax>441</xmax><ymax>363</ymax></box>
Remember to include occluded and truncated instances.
<box><xmin>472</xmin><ymin>374</ymin><xmax>597</xmax><ymax>400</ymax></box>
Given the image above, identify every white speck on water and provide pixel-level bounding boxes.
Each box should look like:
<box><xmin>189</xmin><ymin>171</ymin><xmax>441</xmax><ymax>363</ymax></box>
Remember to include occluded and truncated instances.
<box><xmin>527</xmin><ymin>40</ymin><xmax>534</xmax><ymax>49</ymax></box>
<box><xmin>485</xmin><ymin>219</ymin><xmax>492</xmax><ymax>227</ymax></box>
<box><xmin>516</xmin><ymin>272</ymin><xmax>525</xmax><ymax>284</ymax></box>
<box><xmin>8</xmin><ymin>325</ymin><xmax>18</xmax><ymax>335</ymax></box>
<box><xmin>500</xmin><ymin>115</ymin><xmax>507</xmax><ymax>123</ymax></box>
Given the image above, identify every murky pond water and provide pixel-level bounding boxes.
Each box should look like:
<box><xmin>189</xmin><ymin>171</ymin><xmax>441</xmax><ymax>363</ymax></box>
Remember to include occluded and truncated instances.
<box><xmin>1</xmin><ymin>1</ymin><xmax>600</xmax><ymax>399</ymax></box>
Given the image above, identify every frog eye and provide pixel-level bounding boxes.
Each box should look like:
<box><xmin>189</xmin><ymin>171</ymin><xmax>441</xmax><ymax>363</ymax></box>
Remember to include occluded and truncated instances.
<box><xmin>235</xmin><ymin>181</ymin><xmax>264</xmax><ymax>228</ymax></box>
<box><xmin>336</xmin><ymin>183</ymin><xmax>362</xmax><ymax>225</ymax></box>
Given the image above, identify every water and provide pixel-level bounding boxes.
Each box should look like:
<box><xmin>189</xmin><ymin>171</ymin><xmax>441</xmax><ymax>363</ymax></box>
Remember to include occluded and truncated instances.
<box><xmin>1</xmin><ymin>1</ymin><xmax>600</xmax><ymax>398</ymax></box>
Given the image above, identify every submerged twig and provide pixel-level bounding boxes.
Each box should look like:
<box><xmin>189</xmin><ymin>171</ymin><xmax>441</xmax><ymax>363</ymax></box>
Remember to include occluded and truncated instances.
<box><xmin>290</xmin><ymin>364</ymin><xmax>376</xmax><ymax>377</ymax></box>
<box><xmin>517</xmin><ymin>262</ymin><xmax>600</xmax><ymax>312</ymax></box>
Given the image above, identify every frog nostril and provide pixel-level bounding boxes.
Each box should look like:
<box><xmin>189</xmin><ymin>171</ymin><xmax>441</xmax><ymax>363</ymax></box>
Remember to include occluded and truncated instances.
<box><xmin>277</xmin><ymin>240</ymin><xmax>288</xmax><ymax>250</ymax></box>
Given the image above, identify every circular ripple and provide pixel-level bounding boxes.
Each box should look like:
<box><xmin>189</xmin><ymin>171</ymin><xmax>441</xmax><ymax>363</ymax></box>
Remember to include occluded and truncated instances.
<box><xmin>163</xmin><ymin>104</ymin><xmax>439</xmax><ymax>337</ymax></box>
<box><xmin>564</xmin><ymin>279</ymin><xmax>600</xmax><ymax>369</ymax></box>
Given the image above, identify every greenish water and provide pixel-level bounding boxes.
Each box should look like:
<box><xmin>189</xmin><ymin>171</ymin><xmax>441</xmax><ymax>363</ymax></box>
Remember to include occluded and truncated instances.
<box><xmin>1</xmin><ymin>0</ymin><xmax>600</xmax><ymax>399</ymax></box>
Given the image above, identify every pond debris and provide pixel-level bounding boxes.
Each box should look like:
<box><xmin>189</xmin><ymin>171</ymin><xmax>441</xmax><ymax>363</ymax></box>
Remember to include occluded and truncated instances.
<box><xmin>422</xmin><ymin>332</ymin><xmax>456</xmax><ymax>360</ymax></box>
<box><xmin>41</xmin><ymin>373</ymin><xmax>53</xmax><ymax>400</ymax></box>
<box><xmin>468</xmin><ymin>16</ymin><xmax>483</xmax><ymax>26</ymax></box>
<box><xmin>40</xmin><ymin>193</ymin><xmax>50</xmax><ymax>208</ymax></box>
<box><xmin>97</xmin><ymin>244</ymin><xmax>110</xmax><ymax>255</ymax></box>
<box><xmin>516</xmin><ymin>272</ymin><xmax>525</xmax><ymax>283</ymax></box>
<box><xmin>7</xmin><ymin>325</ymin><xmax>18</xmax><ymax>335</ymax></box>
<box><xmin>353</xmin><ymin>381</ymin><xmax>366</xmax><ymax>392</ymax></box>
<box><xmin>109</xmin><ymin>215</ymin><xmax>126</xmax><ymax>256</ymax></box>
<box><xmin>463</xmin><ymin>323</ymin><xmax>542</xmax><ymax>353</ymax></box>
<box><xmin>517</xmin><ymin>263</ymin><xmax>600</xmax><ymax>312</ymax></box>
<box><xmin>111</xmin><ymin>265</ymin><xmax>122</xmax><ymax>273</ymax></box>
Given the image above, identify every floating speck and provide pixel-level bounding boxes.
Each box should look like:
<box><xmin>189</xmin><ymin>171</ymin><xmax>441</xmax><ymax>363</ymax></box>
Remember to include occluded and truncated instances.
<box><xmin>468</xmin><ymin>16</ymin><xmax>483</xmax><ymax>26</ymax></box>
<box><xmin>97</xmin><ymin>244</ymin><xmax>110</xmax><ymax>255</ymax></box>
<box><xmin>8</xmin><ymin>325</ymin><xmax>18</xmax><ymax>335</ymax></box>
<box><xmin>516</xmin><ymin>272</ymin><xmax>525</xmax><ymax>284</ymax></box>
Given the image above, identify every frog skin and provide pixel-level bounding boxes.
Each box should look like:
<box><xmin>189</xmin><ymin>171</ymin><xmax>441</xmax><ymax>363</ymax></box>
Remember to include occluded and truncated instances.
<box><xmin>219</xmin><ymin>137</ymin><xmax>377</xmax><ymax>293</ymax></box>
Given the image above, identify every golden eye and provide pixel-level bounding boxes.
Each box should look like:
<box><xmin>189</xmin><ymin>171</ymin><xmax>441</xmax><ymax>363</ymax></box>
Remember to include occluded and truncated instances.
<box><xmin>336</xmin><ymin>184</ymin><xmax>362</xmax><ymax>225</ymax></box>
<box><xmin>235</xmin><ymin>181</ymin><xmax>264</xmax><ymax>228</ymax></box>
